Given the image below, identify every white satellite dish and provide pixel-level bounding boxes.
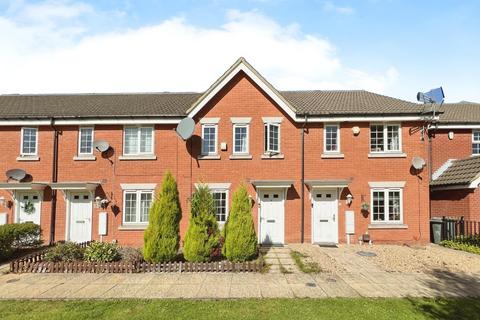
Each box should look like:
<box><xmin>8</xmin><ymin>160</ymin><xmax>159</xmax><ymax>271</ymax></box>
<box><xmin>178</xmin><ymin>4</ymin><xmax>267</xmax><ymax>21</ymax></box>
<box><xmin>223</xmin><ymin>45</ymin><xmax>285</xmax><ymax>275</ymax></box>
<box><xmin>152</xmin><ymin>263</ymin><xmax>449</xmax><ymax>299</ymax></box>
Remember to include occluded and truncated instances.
<box><xmin>93</xmin><ymin>140</ymin><xmax>110</xmax><ymax>153</ymax></box>
<box><xmin>6</xmin><ymin>168</ymin><xmax>26</xmax><ymax>181</ymax></box>
<box><xmin>176</xmin><ymin>117</ymin><xmax>195</xmax><ymax>140</ymax></box>
<box><xmin>412</xmin><ymin>156</ymin><xmax>426</xmax><ymax>170</ymax></box>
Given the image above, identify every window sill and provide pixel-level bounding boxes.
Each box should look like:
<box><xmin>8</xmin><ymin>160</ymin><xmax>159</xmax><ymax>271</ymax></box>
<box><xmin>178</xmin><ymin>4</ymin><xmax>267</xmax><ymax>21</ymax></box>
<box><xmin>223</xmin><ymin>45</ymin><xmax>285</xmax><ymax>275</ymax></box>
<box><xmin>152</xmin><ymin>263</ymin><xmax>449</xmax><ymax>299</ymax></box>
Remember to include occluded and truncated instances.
<box><xmin>368</xmin><ymin>153</ymin><xmax>407</xmax><ymax>158</ymax></box>
<box><xmin>118</xmin><ymin>155</ymin><xmax>157</xmax><ymax>161</ymax></box>
<box><xmin>229</xmin><ymin>154</ymin><xmax>252</xmax><ymax>160</ymax></box>
<box><xmin>261</xmin><ymin>154</ymin><xmax>285</xmax><ymax>159</ymax></box>
<box><xmin>17</xmin><ymin>156</ymin><xmax>39</xmax><ymax>161</ymax></box>
<box><xmin>368</xmin><ymin>224</ymin><xmax>408</xmax><ymax>229</ymax></box>
<box><xmin>321</xmin><ymin>153</ymin><xmax>344</xmax><ymax>159</ymax></box>
<box><xmin>73</xmin><ymin>155</ymin><xmax>96</xmax><ymax>161</ymax></box>
<box><xmin>198</xmin><ymin>155</ymin><xmax>221</xmax><ymax>160</ymax></box>
<box><xmin>118</xmin><ymin>224</ymin><xmax>148</xmax><ymax>230</ymax></box>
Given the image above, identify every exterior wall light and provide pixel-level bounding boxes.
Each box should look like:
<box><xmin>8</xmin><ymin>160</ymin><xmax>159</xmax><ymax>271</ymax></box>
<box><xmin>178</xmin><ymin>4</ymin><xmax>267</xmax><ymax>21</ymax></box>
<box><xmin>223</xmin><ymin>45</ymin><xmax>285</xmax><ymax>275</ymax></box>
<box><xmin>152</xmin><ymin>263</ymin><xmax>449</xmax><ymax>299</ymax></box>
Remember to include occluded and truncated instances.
<box><xmin>346</xmin><ymin>194</ymin><xmax>353</xmax><ymax>205</ymax></box>
<box><xmin>352</xmin><ymin>126</ymin><xmax>360</xmax><ymax>136</ymax></box>
<box><xmin>94</xmin><ymin>196</ymin><xmax>110</xmax><ymax>209</ymax></box>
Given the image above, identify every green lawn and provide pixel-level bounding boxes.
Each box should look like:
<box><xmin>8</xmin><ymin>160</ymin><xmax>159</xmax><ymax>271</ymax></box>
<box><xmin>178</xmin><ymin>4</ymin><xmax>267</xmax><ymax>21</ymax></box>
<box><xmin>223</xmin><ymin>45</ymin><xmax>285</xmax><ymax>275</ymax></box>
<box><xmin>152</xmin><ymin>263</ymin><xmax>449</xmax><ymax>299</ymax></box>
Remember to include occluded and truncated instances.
<box><xmin>0</xmin><ymin>298</ymin><xmax>479</xmax><ymax>320</ymax></box>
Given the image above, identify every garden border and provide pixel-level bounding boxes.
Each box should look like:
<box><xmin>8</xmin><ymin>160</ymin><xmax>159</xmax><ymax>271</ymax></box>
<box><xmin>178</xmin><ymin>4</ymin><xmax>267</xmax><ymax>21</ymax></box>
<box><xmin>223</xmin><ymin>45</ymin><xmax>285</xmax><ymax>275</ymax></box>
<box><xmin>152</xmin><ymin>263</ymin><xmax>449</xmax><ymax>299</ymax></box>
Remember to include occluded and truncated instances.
<box><xmin>9</xmin><ymin>242</ymin><xmax>263</xmax><ymax>274</ymax></box>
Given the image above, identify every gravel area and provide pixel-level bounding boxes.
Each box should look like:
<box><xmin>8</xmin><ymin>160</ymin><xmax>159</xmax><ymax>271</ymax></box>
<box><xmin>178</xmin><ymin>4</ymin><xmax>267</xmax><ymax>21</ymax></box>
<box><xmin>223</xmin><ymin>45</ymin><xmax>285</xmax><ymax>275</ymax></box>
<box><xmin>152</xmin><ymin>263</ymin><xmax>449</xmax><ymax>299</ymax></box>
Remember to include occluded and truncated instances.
<box><xmin>289</xmin><ymin>244</ymin><xmax>346</xmax><ymax>274</ymax></box>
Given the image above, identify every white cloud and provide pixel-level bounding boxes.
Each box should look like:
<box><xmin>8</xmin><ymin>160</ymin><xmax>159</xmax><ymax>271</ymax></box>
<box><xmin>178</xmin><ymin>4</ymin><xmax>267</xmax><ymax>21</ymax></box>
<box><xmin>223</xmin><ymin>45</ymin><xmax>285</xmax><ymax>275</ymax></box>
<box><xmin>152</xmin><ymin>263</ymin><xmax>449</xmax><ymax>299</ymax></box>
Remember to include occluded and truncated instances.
<box><xmin>0</xmin><ymin>2</ymin><xmax>396</xmax><ymax>95</ymax></box>
<box><xmin>322</xmin><ymin>1</ymin><xmax>354</xmax><ymax>15</ymax></box>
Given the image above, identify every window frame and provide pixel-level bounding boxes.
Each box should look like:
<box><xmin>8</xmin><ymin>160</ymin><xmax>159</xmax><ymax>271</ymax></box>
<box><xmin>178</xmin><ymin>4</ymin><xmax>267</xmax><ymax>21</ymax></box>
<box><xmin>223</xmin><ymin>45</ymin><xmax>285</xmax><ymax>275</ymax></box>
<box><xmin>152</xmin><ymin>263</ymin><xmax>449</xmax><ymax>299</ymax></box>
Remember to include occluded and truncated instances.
<box><xmin>78</xmin><ymin>127</ymin><xmax>94</xmax><ymax>156</ymax></box>
<box><xmin>472</xmin><ymin>130</ymin><xmax>480</xmax><ymax>155</ymax></box>
<box><xmin>201</xmin><ymin>123</ymin><xmax>218</xmax><ymax>156</ymax></box>
<box><xmin>211</xmin><ymin>189</ymin><xmax>229</xmax><ymax>225</ymax></box>
<box><xmin>122</xmin><ymin>126</ymin><xmax>154</xmax><ymax>156</ymax></box>
<box><xmin>122</xmin><ymin>189</ymin><xmax>154</xmax><ymax>225</ymax></box>
<box><xmin>232</xmin><ymin>123</ymin><xmax>249</xmax><ymax>155</ymax></box>
<box><xmin>264</xmin><ymin>122</ymin><xmax>281</xmax><ymax>154</ymax></box>
<box><xmin>20</xmin><ymin>127</ymin><xmax>38</xmax><ymax>156</ymax></box>
<box><xmin>370</xmin><ymin>123</ymin><xmax>402</xmax><ymax>153</ymax></box>
<box><xmin>370</xmin><ymin>188</ymin><xmax>403</xmax><ymax>224</ymax></box>
<box><xmin>323</xmin><ymin>123</ymin><xmax>340</xmax><ymax>153</ymax></box>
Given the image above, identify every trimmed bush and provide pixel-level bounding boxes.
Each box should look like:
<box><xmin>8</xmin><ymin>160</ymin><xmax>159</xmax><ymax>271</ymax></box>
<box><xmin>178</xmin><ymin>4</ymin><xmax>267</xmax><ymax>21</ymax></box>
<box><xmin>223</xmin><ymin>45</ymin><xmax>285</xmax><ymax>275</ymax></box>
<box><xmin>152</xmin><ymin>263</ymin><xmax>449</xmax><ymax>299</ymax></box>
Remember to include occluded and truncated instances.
<box><xmin>118</xmin><ymin>247</ymin><xmax>143</xmax><ymax>262</ymax></box>
<box><xmin>183</xmin><ymin>184</ymin><xmax>220</xmax><ymax>262</ymax></box>
<box><xmin>223</xmin><ymin>185</ymin><xmax>258</xmax><ymax>262</ymax></box>
<box><xmin>0</xmin><ymin>223</ymin><xmax>42</xmax><ymax>260</ymax></box>
<box><xmin>44</xmin><ymin>242</ymin><xmax>84</xmax><ymax>262</ymax></box>
<box><xmin>84</xmin><ymin>242</ymin><xmax>120</xmax><ymax>262</ymax></box>
<box><xmin>143</xmin><ymin>171</ymin><xmax>182</xmax><ymax>262</ymax></box>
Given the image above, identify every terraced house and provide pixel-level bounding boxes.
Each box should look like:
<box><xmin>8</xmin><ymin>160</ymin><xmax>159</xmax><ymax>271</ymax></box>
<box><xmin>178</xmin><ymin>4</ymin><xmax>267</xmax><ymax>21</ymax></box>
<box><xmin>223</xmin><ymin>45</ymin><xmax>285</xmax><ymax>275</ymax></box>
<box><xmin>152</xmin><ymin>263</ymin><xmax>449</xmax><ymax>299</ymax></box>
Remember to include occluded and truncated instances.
<box><xmin>0</xmin><ymin>58</ymin><xmax>435</xmax><ymax>246</ymax></box>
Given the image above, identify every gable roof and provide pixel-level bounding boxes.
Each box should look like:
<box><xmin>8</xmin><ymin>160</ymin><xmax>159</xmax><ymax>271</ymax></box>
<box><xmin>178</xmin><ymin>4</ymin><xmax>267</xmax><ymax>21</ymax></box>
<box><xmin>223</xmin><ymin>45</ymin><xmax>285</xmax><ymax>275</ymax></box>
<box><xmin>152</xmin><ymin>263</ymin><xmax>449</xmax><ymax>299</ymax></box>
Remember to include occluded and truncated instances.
<box><xmin>431</xmin><ymin>156</ymin><xmax>480</xmax><ymax>188</ymax></box>
<box><xmin>437</xmin><ymin>103</ymin><xmax>480</xmax><ymax>124</ymax></box>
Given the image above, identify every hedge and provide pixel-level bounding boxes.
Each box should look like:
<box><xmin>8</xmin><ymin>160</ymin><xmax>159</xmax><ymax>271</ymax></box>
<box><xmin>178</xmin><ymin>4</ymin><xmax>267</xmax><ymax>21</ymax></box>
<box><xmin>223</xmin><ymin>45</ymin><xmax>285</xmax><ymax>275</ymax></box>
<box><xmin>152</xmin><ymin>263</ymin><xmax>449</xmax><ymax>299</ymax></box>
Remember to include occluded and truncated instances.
<box><xmin>0</xmin><ymin>223</ymin><xmax>41</xmax><ymax>260</ymax></box>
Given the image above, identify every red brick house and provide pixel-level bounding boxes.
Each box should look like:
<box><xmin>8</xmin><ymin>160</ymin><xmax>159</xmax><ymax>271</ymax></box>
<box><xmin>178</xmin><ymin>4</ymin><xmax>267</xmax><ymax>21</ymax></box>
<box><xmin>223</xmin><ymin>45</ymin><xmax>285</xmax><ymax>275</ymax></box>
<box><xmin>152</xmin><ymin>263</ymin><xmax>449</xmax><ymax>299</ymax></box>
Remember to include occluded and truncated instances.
<box><xmin>0</xmin><ymin>58</ymin><xmax>434</xmax><ymax>246</ymax></box>
<box><xmin>430</xmin><ymin>103</ymin><xmax>480</xmax><ymax>221</ymax></box>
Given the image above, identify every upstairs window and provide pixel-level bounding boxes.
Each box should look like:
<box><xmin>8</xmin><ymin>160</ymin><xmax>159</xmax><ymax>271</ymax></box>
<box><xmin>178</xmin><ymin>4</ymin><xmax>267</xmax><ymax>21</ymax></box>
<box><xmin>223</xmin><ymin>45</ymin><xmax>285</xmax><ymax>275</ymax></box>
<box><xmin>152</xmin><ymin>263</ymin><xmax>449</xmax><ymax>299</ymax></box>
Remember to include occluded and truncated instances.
<box><xmin>264</xmin><ymin>123</ymin><xmax>280</xmax><ymax>154</ymax></box>
<box><xmin>78</xmin><ymin>127</ymin><xmax>94</xmax><ymax>155</ymax></box>
<box><xmin>371</xmin><ymin>189</ymin><xmax>402</xmax><ymax>223</ymax></box>
<box><xmin>473</xmin><ymin>131</ymin><xmax>480</xmax><ymax>155</ymax></box>
<box><xmin>201</xmin><ymin>124</ymin><xmax>218</xmax><ymax>155</ymax></box>
<box><xmin>124</xmin><ymin>126</ymin><xmax>154</xmax><ymax>156</ymax></box>
<box><xmin>21</xmin><ymin>127</ymin><xmax>38</xmax><ymax>156</ymax></box>
<box><xmin>324</xmin><ymin>124</ymin><xmax>340</xmax><ymax>153</ymax></box>
<box><xmin>233</xmin><ymin>124</ymin><xmax>249</xmax><ymax>154</ymax></box>
<box><xmin>370</xmin><ymin>124</ymin><xmax>401</xmax><ymax>153</ymax></box>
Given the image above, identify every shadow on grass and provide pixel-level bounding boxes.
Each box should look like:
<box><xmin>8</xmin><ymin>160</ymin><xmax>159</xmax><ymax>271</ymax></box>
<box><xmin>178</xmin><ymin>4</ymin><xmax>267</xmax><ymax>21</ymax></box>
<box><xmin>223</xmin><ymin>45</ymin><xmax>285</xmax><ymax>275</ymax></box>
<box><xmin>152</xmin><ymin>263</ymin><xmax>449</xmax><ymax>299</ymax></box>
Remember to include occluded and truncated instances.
<box><xmin>408</xmin><ymin>269</ymin><xmax>480</xmax><ymax>319</ymax></box>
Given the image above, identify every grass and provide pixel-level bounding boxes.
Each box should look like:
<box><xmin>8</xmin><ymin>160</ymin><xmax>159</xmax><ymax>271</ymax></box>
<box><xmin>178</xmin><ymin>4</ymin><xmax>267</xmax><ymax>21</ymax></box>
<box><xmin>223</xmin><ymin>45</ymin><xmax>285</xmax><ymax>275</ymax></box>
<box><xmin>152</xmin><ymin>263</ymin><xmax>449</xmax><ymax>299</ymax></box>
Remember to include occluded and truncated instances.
<box><xmin>0</xmin><ymin>298</ymin><xmax>479</xmax><ymax>320</ymax></box>
<box><xmin>290</xmin><ymin>250</ymin><xmax>322</xmax><ymax>273</ymax></box>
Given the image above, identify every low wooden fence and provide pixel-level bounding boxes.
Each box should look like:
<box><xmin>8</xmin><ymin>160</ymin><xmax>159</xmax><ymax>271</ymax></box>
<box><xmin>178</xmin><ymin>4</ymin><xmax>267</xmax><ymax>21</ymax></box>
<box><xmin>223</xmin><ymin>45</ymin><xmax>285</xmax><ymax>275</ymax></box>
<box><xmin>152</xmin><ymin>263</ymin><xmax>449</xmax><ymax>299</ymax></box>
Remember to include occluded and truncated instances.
<box><xmin>437</xmin><ymin>216</ymin><xmax>480</xmax><ymax>241</ymax></box>
<box><xmin>9</xmin><ymin>241</ymin><xmax>263</xmax><ymax>273</ymax></box>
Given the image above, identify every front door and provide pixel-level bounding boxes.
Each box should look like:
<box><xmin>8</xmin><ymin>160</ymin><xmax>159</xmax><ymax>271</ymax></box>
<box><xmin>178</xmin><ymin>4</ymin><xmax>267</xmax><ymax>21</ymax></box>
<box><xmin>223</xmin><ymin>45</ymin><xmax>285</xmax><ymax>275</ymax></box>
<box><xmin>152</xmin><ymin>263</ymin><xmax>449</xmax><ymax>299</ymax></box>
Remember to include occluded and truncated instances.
<box><xmin>259</xmin><ymin>190</ymin><xmax>285</xmax><ymax>245</ymax></box>
<box><xmin>16</xmin><ymin>192</ymin><xmax>41</xmax><ymax>225</ymax></box>
<box><xmin>312</xmin><ymin>189</ymin><xmax>338</xmax><ymax>244</ymax></box>
<box><xmin>68</xmin><ymin>192</ymin><xmax>92</xmax><ymax>243</ymax></box>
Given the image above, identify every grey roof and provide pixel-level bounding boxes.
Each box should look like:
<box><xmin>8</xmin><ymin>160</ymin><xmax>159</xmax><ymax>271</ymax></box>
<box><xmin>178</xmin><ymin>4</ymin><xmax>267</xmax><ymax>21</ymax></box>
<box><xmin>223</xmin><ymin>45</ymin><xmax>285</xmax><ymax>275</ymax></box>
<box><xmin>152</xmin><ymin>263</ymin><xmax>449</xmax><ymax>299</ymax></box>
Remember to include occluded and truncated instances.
<box><xmin>0</xmin><ymin>90</ymin><xmax>429</xmax><ymax>119</ymax></box>
<box><xmin>431</xmin><ymin>156</ymin><xmax>480</xmax><ymax>187</ymax></box>
<box><xmin>437</xmin><ymin>103</ymin><xmax>480</xmax><ymax>123</ymax></box>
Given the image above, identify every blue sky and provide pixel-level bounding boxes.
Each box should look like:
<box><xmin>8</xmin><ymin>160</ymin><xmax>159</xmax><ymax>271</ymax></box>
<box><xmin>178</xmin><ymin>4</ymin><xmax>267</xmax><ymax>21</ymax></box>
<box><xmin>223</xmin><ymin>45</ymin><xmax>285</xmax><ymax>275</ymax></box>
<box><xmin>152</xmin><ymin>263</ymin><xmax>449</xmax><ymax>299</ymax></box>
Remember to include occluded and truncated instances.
<box><xmin>0</xmin><ymin>0</ymin><xmax>478</xmax><ymax>102</ymax></box>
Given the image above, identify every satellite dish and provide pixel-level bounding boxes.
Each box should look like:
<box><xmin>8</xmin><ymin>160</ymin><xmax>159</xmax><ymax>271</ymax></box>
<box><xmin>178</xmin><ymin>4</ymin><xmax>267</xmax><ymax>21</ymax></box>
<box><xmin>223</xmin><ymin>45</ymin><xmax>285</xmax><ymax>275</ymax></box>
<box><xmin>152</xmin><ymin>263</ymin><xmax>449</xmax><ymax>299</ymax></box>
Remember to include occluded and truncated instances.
<box><xmin>6</xmin><ymin>169</ymin><xmax>26</xmax><ymax>181</ymax></box>
<box><xmin>412</xmin><ymin>157</ymin><xmax>426</xmax><ymax>170</ymax></box>
<box><xmin>417</xmin><ymin>87</ymin><xmax>444</xmax><ymax>104</ymax></box>
<box><xmin>176</xmin><ymin>117</ymin><xmax>195</xmax><ymax>140</ymax></box>
<box><xmin>93</xmin><ymin>140</ymin><xmax>110</xmax><ymax>153</ymax></box>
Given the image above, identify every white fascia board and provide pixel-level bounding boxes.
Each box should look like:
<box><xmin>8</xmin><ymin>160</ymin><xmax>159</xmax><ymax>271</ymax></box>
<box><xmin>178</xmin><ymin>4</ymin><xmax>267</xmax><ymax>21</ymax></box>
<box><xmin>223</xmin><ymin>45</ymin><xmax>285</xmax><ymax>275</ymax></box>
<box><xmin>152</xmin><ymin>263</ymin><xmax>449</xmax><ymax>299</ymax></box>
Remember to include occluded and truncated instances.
<box><xmin>368</xmin><ymin>181</ymin><xmax>406</xmax><ymax>188</ymax></box>
<box><xmin>0</xmin><ymin>118</ymin><xmax>182</xmax><ymax>126</ymax></box>
<box><xmin>435</xmin><ymin>124</ymin><xmax>480</xmax><ymax>129</ymax></box>
<box><xmin>187</xmin><ymin>62</ymin><xmax>297</xmax><ymax>121</ymax></box>
<box><xmin>297</xmin><ymin>116</ymin><xmax>428</xmax><ymax>123</ymax></box>
<box><xmin>120</xmin><ymin>183</ymin><xmax>157</xmax><ymax>190</ymax></box>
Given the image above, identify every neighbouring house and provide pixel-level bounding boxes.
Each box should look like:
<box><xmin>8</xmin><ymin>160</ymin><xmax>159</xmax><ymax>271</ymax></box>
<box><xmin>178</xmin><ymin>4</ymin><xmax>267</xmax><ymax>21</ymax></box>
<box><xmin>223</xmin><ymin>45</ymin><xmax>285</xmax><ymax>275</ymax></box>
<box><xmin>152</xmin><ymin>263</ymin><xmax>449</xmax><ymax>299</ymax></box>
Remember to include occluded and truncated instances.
<box><xmin>430</xmin><ymin>102</ymin><xmax>480</xmax><ymax>221</ymax></box>
<box><xmin>0</xmin><ymin>58</ymin><xmax>435</xmax><ymax>246</ymax></box>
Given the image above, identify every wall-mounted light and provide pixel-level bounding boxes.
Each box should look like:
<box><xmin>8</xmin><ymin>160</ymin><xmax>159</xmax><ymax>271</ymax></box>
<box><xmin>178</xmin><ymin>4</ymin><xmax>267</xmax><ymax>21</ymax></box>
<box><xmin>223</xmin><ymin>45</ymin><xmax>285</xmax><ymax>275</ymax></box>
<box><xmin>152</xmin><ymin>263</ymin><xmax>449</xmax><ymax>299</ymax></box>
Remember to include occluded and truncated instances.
<box><xmin>352</xmin><ymin>126</ymin><xmax>360</xmax><ymax>136</ymax></box>
<box><xmin>448</xmin><ymin>131</ymin><xmax>454</xmax><ymax>140</ymax></box>
<box><xmin>346</xmin><ymin>194</ymin><xmax>353</xmax><ymax>205</ymax></box>
<box><xmin>94</xmin><ymin>196</ymin><xmax>110</xmax><ymax>209</ymax></box>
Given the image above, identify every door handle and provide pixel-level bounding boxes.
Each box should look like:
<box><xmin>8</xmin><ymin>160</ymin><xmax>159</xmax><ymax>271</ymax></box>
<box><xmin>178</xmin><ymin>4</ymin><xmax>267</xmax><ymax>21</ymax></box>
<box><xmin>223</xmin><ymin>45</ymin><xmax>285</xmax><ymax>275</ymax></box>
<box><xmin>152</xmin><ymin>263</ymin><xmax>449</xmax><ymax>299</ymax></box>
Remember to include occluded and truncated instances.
<box><xmin>332</xmin><ymin>214</ymin><xmax>335</xmax><ymax>222</ymax></box>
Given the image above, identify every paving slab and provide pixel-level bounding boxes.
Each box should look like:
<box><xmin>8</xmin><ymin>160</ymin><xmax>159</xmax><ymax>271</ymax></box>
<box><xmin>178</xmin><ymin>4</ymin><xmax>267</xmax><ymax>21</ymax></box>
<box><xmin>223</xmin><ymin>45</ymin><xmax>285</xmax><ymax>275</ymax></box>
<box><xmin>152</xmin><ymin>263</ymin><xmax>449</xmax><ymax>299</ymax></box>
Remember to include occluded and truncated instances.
<box><xmin>39</xmin><ymin>284</ymin><xmax>87</xmax><ymax>299</ymax></box>
<box><xmin>136</xmin><ymin>285</ymin><xmax>172</xmax><ymax>299</ymax></box>
<box><xmin>229</xmin><ymin>284</ymin><xmax>261</xmax><ymax>298</ymax></box>
<box><xmin>68</xmin><ymin>284</ymin><xmax>117</xmax><ymax>299</ymax></box>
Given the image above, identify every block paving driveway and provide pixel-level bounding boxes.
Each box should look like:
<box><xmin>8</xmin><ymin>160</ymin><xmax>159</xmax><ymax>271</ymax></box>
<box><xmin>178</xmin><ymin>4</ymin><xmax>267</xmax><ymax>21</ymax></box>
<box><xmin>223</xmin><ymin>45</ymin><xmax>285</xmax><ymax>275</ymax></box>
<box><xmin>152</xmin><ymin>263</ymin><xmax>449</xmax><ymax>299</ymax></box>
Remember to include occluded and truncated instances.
<box><xmin>0</xmin><ymin>245</ymin><xmax>479</xmax><ymax>299</ymax></box>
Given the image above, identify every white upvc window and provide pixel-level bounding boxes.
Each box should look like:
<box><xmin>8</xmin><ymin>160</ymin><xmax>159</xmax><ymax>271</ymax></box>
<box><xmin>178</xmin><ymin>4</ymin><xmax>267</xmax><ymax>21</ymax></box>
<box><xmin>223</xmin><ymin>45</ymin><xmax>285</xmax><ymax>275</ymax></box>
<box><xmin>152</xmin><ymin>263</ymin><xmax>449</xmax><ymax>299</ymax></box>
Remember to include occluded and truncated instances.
<box><xmin>20</xmin><ymin>127</ymin><xmax>38</xmax><ymax>156</ymax></box>
<box><xmin>123</xmin><ymin>126</ymin><xmax>154</xmax><ymax>156</ymax></box>
<box><xmin>233</xmin><ymin>124</ymin><xmax>249</xmax><ymax>155</ymax></box>
<box><xmin>370</xmin><ymin>123</ymin><xmax>401</xmax><ymax>153</ymax></box>
<box><xmin>264</xmin><ymin>123</ymin><xmax>281</xmax><ymax>154</ymax></box>
<box><xmin>324</xmin><ymin>124</ymin><xmax>340</xmax><ymax>153</ymax></box>
<box><xmin>472</xmin><ymin>131</ymin><xmax>480</xmax><ymax>155</ymax></box>
<box><xmin>123</xmin><ymin>190</ymin><xmax>154</xmax><ymax>224</ymax></box>
<box><xmin>212</xmin><ymin>189</ymin><xmax>229</xmax><ymax>224</ymax></box>
<box><xmin>371</xmin><ymin>188</ymin><xmax>403</xmax><ymax>224</ymax></box>
<box><xmin>78</xmin><ymin>127</ymin><xmax>94</xmax><ymax>155</ymax></box>
<box><xmin>201</xmin><ymin>124</ymin><xmax>218</xmax><ymax>155</ymax></box>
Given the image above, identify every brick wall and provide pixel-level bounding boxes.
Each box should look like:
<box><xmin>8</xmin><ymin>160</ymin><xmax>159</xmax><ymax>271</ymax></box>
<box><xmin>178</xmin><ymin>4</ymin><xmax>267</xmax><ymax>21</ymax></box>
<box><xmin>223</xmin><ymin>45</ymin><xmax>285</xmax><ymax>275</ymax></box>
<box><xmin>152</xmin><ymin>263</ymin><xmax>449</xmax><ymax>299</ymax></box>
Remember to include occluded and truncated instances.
<box><xmin>0</xmin><ymin>72</ymin><xmax>431</xmax><ymax>246</ymax></box>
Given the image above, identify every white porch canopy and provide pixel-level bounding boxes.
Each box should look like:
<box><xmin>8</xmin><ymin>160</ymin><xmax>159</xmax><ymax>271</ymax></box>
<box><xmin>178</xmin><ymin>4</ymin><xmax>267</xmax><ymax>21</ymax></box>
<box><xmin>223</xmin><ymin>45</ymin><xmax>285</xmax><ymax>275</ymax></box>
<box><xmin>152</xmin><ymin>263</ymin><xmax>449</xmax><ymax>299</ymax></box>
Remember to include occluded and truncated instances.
<box><xmin>0</xmin><ymin>182</ymin><xmax>48</xmax><ymax>191</ymax></box>
<box><xmin>304</xmin><ymin>179</ymin><xmax>351</xmax><ymax>189</ymax></box>
<box><xmin>49</xmin><ymin>182</ymin><xmax>100</xmax><ymax>191</ymax></box>
<box><xmin>251</xmin><ymin>180</ymin><xmax>294</xmax><ymax>189</ymax></box>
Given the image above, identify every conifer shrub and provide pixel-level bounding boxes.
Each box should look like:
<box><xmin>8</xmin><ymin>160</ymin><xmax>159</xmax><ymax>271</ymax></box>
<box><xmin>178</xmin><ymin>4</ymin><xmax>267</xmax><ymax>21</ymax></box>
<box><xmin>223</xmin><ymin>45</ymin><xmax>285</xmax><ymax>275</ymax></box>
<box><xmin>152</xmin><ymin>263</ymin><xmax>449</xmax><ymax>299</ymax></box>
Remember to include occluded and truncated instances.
<box><xmin>143</xmin><ymin>171</ymin><xmax>181</xmax><ymax>262</ymax></box>
<box><xmin>183</xmin><ymin>184</ymin><xmax>220</xmax><ymax>262</ymax></box>
<box><xmin>223</xmin><ymin>185</ymin><xmax>258</xmax><ymax>262</ymax></box>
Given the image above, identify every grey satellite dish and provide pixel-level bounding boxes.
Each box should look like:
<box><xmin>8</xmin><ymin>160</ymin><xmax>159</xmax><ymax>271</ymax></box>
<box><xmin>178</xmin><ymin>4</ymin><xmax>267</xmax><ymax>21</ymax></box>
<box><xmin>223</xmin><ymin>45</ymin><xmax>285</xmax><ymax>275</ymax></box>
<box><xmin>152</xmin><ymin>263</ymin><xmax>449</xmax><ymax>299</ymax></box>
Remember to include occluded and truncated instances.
<box><xmin>93</xmin><ymin>140</ymin><xmax>110</xmax><ymax>153</ymax></box>
<box><xmin>417</xmin><ymin>87</ymin><xmax>444</xmax><ymax>104</ymax></box>
<box><xmin>6</xmin><ymin>168</ymin><xmax>26</xmax><ymax>181</ymax></box>
<box><xmin>176</xmin><ymin>117</ymin><xmax>195</xmax><ymax>140</ymax></box>
<box><xmin>412</xmin><ymin>157</ymin><xmax>426</xmax><ymax>170</ymax></box>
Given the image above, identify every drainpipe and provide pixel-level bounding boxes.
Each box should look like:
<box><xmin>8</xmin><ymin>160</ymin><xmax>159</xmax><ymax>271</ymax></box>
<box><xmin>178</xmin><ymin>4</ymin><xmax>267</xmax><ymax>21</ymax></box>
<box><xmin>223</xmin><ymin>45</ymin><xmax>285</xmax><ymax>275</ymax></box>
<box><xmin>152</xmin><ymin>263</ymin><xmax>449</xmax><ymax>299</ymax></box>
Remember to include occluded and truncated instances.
<box><xmin>49</xmin><ymin>118</ymin><xmax>60</xmax><ymax>245</ymax></box>
<box><xmin>300</xmin><ymin>114</ymin><xmax>308</xmax><ymax>243</ymax></box>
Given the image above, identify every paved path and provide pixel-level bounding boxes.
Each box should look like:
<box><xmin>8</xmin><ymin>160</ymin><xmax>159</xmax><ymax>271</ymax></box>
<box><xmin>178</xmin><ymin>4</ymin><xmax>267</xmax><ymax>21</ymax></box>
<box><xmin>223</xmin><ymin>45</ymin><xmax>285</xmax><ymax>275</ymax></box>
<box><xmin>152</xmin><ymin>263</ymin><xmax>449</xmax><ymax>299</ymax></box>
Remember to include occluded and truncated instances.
<box><xmin>0</xmin><ymin>245</ymin><xmax>479</xmax><ymax>299</ymax></box>
<box><xmin>261</xmin><ymin>246</ymin><xmax>298</xmax><ymax>273</ymax></box>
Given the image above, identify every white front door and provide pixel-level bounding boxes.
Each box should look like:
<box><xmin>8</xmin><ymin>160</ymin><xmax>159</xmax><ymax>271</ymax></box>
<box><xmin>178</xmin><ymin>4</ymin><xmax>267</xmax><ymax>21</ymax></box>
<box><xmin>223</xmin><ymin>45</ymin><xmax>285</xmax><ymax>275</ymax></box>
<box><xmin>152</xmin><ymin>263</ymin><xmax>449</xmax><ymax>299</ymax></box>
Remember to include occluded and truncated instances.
<box><xmin>16</xmin><ymin>192</ymin><xmax>41</xmax><ymax>225</ymax></box>
<box><xmin>68</xmin><ymin>192</ymin><xmax>92</xmax><ymax>243</ymax></box>
<box><xmin>259</xmin><ymin>190</ymin><xmax>285</xmax><ymax>245</ymax></box>
<box><xmin>312</xmin><ymin>189</ymin><xmax>338</xmax><ymax>244</ymax></box>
